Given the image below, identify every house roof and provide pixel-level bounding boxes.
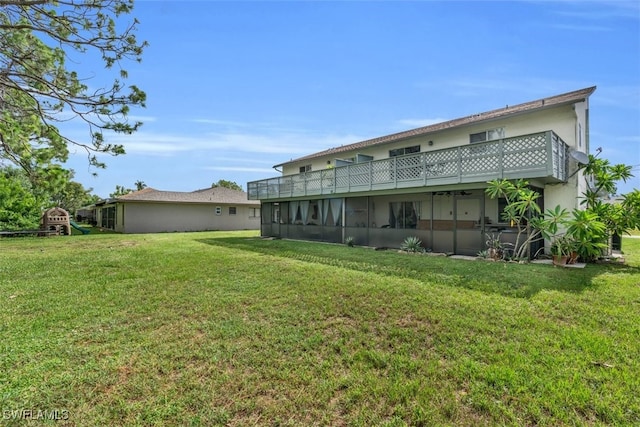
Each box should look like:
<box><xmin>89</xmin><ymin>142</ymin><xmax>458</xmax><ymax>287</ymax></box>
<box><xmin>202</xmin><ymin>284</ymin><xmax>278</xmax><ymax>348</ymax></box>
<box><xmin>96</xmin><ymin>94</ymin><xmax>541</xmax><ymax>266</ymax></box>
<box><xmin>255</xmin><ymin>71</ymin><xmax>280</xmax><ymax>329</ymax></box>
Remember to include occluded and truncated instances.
<box><xmin>115</xmin><ymin>187</ymin><xmax>260</xmax><ymax>205</ymax></box>
<box><xmin>275</xmin><ymin>86</ymin><xmax>596</xmax><ymax>168</ymax></box>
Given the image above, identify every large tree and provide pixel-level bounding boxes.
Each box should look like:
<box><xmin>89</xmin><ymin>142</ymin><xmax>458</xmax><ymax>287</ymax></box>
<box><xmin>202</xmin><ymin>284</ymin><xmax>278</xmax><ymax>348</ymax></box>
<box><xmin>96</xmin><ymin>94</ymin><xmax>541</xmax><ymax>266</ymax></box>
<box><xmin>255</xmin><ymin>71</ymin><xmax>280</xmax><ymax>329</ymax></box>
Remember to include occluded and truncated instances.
<box><xmin>48</xmin><ymin>170</ymin><xmax>100</xmax><ymax>213</ymax></box>
<box><xmin>0</xmin><ymin>166</ymin><xmax>41</xmax><ymax>229</ymax></box>
<box><xmin>0</xmin><ymin>0</ymin><xmax>146</xmax><ymax>183</ymax></box>
<box><xmin>212</xmin><ymin>179</ymin><xmax>243</xmax><ymax>192</ymax></box>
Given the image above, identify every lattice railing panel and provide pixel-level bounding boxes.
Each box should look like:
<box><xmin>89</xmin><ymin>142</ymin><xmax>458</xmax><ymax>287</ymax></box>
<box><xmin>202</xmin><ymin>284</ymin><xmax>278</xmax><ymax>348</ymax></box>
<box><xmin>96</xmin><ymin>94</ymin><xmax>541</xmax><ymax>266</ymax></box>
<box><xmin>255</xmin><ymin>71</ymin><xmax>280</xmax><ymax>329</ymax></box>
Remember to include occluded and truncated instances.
<box><xmin>460</xmin><ymin>142</ymin><xmax>500</xmax><ymax>158</ymax></box>
<box><xmin>504</xmin><ymin>134</ymin><xmax>546</xmax><ymax>152</ymax></box>
<box><xmin>348</xmin><ymin>163</ymin><xmax>371</xmax><ymax>186</ymax></box>
<box><xmin>267</xmin><ymin>178</ymin><xmax>281</xmax><ymax>198</ymax></box>
<box><xmin>321</xmin><ymin>169</ymin><xmax>335</xmax><ymax>188</ymax></box>
<box><xmin>504</xmin><ymin>150</ymin><xmax>546</xmax><ymax>170</ymax></box>
<box><xmin>462</xmin><ymin>156</ymin><xmax>500</xmax><ymax>175</ymax></box>
<box><xmin>335</xmin><ymin>168</ymin><xmax>349</xmax><ymax>188</ymax></box>
<box><xmin>279</xmin><ymin>178</ymin><xmax>293</xmax><ymax>196</ymax></box>
<box><xmin>247</xmin><ymin>131</ymin><xmax>569</xmax><ymax>200</ymax></box>
<box><xmin>460</xmin><ymin>143</ymin><xmax>500</xmax><ymax>175</ymax></box>
<box><xmin>372</xmin><ymin>159</ymin><xmax>392</xmax><ymax>172</ymax></box>
<box><xmin>551</xmin><ymin>136</ymin><xmax>568</xmax><ymax>180</ymax></box>
<box><xmin>371</xmin><ymin>159</ymin><xmax>393</xmax><ymax>184</ymax></box>
<box><xmin>424</xmin><ymin>150</ymin><xmax>458</xmax><ymax>176</ymax></box>
<box><xmin>292</xmin><ymin>175</ymin><xmax>306</xmax><ymax>195</ymax></box>
<box><xmin>397</xmin><ymin>155</ymin><xmax>424</xmax><ymax>181</ymax></box>
<box><xmin>305</xmin><ymin>171</ymin><xmax>322</xmax><ymax>192</ymax></box>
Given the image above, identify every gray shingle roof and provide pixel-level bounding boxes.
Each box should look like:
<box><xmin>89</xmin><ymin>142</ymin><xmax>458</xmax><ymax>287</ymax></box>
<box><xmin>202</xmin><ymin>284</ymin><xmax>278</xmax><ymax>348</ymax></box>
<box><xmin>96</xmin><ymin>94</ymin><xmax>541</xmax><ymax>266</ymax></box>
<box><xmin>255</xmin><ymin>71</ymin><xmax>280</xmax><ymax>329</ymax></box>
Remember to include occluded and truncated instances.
<box><xmin>116</xmin><ymin>187</ymin><xmax>259</xmax><ymax>205</ymax></box>
<box><xmin>275</xmin><ymin>86</ymin><xmax>596</xmax><ymax>167</ymax></box>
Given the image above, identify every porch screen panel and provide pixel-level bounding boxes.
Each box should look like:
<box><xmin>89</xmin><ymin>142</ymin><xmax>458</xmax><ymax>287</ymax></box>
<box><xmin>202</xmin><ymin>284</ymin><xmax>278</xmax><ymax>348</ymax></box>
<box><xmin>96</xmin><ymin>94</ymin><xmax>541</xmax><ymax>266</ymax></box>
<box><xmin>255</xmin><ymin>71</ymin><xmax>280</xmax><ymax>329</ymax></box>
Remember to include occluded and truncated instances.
<box><xmin>320</xmin><ymin>200</ymin><xmax>328</xmax><ymax>225</ymax></box>
<box><xmin>289</xmin><ymin>201</ymin><xmax>299</xmax><ymax>224</ymax></box>
<box><xmin>300</xmin><ymin>201</ymin><xmax>310</xmax><ymax>225</ymax></box>
<box><xmin>345</xmin><ymin>197</ymin><xmax>368</xmax><ymax>227</ymax></box>
<box><xmin>330</xmin><ymin>199</ymin><xmax>342</xmax><ymax>226</ymax></box>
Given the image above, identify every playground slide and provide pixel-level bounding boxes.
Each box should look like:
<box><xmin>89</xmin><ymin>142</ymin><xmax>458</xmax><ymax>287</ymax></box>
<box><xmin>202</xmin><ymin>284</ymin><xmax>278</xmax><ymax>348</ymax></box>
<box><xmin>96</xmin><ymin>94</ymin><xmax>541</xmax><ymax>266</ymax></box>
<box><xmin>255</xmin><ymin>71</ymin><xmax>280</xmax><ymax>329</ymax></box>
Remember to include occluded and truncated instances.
<box><xmin>70</xmin><ymin>220</ymin><xmax>91</xmax><ymax>235</ymax></box>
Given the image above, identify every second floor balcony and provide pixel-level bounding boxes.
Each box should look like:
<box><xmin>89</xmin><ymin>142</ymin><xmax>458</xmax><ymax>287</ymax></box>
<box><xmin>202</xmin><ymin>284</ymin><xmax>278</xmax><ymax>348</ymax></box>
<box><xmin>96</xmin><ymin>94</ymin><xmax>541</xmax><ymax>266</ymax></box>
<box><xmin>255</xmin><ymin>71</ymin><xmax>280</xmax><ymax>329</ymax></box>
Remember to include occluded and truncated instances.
<box><xmin>248</xmin><ymin>130</ymin><xmax>569</xmax><ymax>201</ymax></box>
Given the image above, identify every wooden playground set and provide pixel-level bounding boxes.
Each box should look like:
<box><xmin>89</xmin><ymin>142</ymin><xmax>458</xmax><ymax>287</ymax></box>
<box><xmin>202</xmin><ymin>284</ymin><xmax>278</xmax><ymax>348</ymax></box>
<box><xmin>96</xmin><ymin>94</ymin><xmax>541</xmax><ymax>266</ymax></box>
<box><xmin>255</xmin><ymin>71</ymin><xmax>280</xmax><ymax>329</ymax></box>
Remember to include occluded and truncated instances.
<box><xmin>0</xmin><ymin>207</ymin><xmax>90</xmax><ymax>237</ymax></box>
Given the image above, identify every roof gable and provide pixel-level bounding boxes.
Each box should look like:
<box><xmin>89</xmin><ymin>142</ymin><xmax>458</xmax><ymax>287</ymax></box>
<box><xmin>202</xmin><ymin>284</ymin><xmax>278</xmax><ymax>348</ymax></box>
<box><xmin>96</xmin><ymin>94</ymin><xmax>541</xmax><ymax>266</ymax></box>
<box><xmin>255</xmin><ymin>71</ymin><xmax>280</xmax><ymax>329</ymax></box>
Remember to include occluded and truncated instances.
<box><xmin>116</xmin><ymin>187</ymin><xmax>259</xmax><ymax>205</ymax></box>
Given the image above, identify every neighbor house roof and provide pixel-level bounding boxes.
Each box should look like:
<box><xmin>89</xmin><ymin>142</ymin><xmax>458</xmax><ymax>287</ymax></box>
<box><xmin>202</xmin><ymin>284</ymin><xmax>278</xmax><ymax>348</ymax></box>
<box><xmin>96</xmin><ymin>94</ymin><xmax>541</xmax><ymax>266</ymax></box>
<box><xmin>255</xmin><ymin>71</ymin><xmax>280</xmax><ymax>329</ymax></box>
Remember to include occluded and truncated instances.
<box><xmin>115</xmin><ymin>187</ymin><xmax>260</xmax><ymax>205</ymax></box>
<box><xmin>275</xmin><ymin>86</ymin><xmax>596</xmax><ymax>168</ymax></box>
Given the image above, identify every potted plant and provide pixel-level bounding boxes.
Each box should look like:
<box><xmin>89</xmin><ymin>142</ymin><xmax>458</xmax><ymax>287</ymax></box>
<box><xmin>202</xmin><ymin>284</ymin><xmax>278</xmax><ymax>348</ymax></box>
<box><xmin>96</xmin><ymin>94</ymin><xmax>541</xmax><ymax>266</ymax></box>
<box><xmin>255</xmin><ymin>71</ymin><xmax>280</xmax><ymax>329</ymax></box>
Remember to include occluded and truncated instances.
<box><xmin>550</xmin><ymin>235</ymin><xmax>571</xmax><ymax>265</ymax></box>
<box><xmin>485</xmin><ymin>232</ymin><xmax>504</xmax><ymax>260</ymax></box>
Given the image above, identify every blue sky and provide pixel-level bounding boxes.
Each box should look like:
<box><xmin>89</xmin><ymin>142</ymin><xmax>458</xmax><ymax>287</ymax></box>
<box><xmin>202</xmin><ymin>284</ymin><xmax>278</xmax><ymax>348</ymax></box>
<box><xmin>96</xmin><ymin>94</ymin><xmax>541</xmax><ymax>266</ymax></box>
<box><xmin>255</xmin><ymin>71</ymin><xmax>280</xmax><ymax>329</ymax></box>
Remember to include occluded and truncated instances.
<box><xmin>64</xmin><ymin>0</ymin><xmax>640</xmax><ymax>197</ymax></box>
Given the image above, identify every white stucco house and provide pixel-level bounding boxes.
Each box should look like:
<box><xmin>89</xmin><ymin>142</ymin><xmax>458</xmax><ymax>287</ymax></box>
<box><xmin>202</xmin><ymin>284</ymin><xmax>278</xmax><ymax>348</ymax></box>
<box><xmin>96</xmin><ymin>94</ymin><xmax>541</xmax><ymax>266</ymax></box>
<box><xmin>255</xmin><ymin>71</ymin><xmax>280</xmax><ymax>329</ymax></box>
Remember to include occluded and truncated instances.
<box><xmin>94</xmin><ymin>187</ymin><xmax>260</xmax><ymax>234</ymax></box>
<box><xmin>247</xmin><ymin>87</ymin><xmax>595</xmax><ymax>255</ymax></box>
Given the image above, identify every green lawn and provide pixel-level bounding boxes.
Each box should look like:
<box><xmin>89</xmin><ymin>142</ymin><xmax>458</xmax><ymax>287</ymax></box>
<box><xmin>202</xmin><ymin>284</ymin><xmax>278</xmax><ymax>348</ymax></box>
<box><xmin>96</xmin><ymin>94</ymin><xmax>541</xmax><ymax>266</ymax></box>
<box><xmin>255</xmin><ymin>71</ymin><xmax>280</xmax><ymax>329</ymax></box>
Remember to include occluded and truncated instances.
<box><xmin>1</xmin><ymin>231</ymin><xmax>639</xmax><ymax>426</ymax></box>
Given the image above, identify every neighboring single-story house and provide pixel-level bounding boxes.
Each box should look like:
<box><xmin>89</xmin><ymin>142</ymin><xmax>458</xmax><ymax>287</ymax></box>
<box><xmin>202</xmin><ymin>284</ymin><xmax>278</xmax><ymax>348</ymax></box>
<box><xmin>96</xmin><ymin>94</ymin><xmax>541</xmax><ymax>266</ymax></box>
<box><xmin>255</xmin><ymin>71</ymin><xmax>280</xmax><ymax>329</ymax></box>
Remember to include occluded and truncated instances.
<box><xmin>94</xmin><ymin>187</ymin><xmax>260</xmax><ymax>233</ymax></box>
<box><xmin>247</xmin><ymin>86</ymin><xmax>595</xmax><ymax>255</ymax></box>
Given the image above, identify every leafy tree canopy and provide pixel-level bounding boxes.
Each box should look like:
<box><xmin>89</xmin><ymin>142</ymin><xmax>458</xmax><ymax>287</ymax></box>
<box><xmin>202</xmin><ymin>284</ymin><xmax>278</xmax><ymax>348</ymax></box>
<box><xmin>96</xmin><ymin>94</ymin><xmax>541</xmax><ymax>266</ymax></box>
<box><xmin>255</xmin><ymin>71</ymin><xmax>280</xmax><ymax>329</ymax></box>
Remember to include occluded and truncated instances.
<box><xmin>212</xmin><ymin>179</ymin><xmax>243</xmax><ymax>191</ymax></box>
<box><xmin>0</xmin><ymin>166</ymin><xmax>41</xmax><ymax>229</ymax></box>
<box><xmin>109</xmin><ymin>184</ymin><xmax>133</xmax><ymax>198</ymax></box>
<box><xmin>109</xmin><ymin>180</ymin><xmax>146</xmax><ymax>198</ymax></box>
<box><xmin>49</xmin><ymin>170</ymin><xmax>100</xmax><ymax>213</ymax></box>
<box><xmin>0</xmin><ymin>0</ymin><xmax>147</xmax><ymax>184</ymax></box>
<box><xmin>0</xmin><ymin>165</ymin><xmax>99</xmax><ymax>229</ymax></box>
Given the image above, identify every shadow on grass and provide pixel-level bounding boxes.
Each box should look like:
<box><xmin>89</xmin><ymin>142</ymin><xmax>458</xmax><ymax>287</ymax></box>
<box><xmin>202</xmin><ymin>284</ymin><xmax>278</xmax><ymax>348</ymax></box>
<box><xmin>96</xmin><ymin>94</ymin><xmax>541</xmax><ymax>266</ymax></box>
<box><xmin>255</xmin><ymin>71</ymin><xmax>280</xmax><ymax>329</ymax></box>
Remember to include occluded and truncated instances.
<box><xmin>197</xmin><ymin>237</ymin><xmax>638</xmax><ymax>299</ymax></box>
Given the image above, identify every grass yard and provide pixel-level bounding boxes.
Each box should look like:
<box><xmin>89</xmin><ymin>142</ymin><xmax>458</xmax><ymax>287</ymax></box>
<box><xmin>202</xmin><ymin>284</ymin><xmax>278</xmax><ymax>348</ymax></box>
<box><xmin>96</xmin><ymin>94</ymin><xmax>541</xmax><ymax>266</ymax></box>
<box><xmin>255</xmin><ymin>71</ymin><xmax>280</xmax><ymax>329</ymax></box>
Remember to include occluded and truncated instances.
<box><xmin>1</xmin><ymin>231</ymin><xmax>639</xmax><ymax>426</ymax></box>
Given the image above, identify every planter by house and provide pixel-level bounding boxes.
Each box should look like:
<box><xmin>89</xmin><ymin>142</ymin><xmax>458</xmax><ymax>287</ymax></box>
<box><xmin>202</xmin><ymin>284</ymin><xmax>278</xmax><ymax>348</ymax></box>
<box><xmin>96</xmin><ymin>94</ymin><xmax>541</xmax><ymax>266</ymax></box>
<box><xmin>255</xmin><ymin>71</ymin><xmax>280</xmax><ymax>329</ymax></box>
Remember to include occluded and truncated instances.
<box><xmin>552</xmin><ymin>255</ymin><xmax>568</xmax><ymax>266</ymax></box>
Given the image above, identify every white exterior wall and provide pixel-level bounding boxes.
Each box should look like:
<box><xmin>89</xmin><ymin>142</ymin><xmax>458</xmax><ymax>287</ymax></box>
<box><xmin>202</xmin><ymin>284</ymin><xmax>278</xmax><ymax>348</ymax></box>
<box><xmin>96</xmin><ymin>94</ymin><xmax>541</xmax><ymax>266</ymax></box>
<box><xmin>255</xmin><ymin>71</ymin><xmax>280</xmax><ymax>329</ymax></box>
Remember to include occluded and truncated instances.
<box><xmin>282</xmin><ymin>102</ymin><xmax>589</xmax><ymax>216</ymax></box>
<box><xmin>282</xmin><ymin>103</ymin><xmax>580</xmax><ymax>176</ymax></box>
<box><xmin>119</xmin><ymin>202</ymin><xmax>260</xmax><ymax>234</ymax></box>
<box><xmin>544</xmin><ymin>99</ymin><xmax>590</xmax><ymax>212</ymax></box>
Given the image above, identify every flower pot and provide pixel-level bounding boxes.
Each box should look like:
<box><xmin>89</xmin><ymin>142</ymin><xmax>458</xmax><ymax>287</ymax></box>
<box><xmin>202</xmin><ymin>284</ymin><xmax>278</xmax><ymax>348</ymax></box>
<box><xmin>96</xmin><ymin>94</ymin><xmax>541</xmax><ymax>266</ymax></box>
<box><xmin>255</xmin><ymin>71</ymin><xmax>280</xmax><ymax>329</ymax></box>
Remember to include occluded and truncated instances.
<box><xmin>552</xmin><ymin>255</ymin><xmax>568</xmax><ymax>266</ymax></box>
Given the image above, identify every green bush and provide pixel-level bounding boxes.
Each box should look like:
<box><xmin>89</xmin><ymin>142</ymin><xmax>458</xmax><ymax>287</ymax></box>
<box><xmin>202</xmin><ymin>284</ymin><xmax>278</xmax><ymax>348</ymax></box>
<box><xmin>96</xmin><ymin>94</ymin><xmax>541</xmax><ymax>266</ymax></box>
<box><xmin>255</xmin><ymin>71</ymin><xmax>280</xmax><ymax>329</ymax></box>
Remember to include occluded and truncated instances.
<box><xmin>400</xmin><ymin>236</ymin><xmax>423</xmax><ymax>253</ymax></box>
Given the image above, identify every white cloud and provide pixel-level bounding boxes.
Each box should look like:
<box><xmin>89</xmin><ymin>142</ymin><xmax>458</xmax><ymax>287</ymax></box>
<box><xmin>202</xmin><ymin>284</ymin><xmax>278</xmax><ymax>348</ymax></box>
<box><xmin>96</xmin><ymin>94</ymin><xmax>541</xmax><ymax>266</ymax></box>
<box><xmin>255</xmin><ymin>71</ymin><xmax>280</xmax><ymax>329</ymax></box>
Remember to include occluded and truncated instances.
<box><xmin>81</xmin><ymin>129</ymin><xmax>366</xmax><ymax>158</ymax></box>
<box><xmin>591</xmin><ymin>85</ymin><xmax>640</xmax><ymax>109</ymax></box>
<box><xmin>550</xmin><ymin>1</ymin><xmax>640</xmax><ymax>20</ymax></box>
<box><xmin>190</xmin><ymin>118</ymin><xmax>252</xmax><ymax>127</ymax></box>
<box><xmin>128</xmin><ymin>115</ymin><xmax>158</xmax><ymax>123</ymax></box>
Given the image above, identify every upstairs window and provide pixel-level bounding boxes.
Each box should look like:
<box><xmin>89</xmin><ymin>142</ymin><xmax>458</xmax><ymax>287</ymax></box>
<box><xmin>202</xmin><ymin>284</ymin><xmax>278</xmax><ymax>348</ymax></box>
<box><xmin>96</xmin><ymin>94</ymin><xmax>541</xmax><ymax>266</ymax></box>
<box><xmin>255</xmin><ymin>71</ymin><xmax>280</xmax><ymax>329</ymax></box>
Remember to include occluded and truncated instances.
<box><xmin>470</xmin><ymin>127</ymin><xmax>505</xmax><ymax>143</ymax></box>
<box><xmin>389</xmin><ymin>145</ymin><xmax>420</xmax><ymax>157</ymax></box>
<box><xmin>299</xmin><ymin>165</ymin><xmax>312</xmax><ymax>173</ymax></box>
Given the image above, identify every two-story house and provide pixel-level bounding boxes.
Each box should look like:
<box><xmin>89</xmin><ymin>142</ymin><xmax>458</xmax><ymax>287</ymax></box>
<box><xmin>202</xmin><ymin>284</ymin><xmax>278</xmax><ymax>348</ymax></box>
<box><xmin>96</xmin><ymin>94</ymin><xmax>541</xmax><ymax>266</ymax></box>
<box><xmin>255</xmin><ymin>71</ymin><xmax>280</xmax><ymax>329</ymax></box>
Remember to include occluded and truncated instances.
<box><xmin>248</xmin><ymin>86</ymin><xmax>595</xmax><ymax>255</ymax></box>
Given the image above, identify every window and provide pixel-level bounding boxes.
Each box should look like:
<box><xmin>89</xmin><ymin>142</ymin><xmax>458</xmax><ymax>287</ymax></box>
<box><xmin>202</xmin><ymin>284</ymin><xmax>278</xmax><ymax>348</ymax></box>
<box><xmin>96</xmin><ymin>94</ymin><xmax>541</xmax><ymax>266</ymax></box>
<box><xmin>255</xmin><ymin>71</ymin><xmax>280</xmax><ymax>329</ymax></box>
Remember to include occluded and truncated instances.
<box><xmin>299</xmin><ymin>165</ymin><xmax>311</xmax><ymax>173</ymax></box>
<box><xmin>215</xmin><ymin>206</ymin><xmax>222</xmax><ymax>215</ymax></box>
<box><xmin>100</xmin><ymin>206</ymin><xmax>116</xmax><ymax>229</ymax></box>
<box><xmin>249</xmin><ymin>208</ymin><xmax>260</xmax><ymax>218</ymax></box>
<box><xmin>389</xmin><ymin>145</ymin><xmax>420</xmax><ymax>157</ymax></box>
<box><xmin>470</xmin><ymin>127</ymin><xmax>505</xmax><ymax>143</ymax></box>
<box><xmin>389</xmin><ymin>201</ymin><xmax>419</xmax><ymax>229</ymax></box>
<box><xmin>229</xmin><ymin>207</ymin><xmax>237</xmax><ymax>215</ymax></box>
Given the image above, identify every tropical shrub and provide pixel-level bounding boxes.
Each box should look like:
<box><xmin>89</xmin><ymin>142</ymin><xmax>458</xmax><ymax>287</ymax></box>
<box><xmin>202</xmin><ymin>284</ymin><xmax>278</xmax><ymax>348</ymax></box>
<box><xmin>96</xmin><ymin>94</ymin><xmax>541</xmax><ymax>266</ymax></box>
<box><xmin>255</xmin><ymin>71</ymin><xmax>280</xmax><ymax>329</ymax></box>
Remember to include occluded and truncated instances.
<box><xmin>400</xmin><ymin>236</ymin><xmax>423</xmax><ymax>253</ymax></box>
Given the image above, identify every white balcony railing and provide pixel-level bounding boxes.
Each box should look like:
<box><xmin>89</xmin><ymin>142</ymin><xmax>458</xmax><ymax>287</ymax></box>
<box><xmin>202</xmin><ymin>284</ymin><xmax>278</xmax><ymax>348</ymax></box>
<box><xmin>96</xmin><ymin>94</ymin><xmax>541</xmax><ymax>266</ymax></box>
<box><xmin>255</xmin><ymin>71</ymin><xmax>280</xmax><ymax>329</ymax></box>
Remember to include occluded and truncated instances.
<box><xmin>248</xmin><ymin>131</ymin><xmax>568</xmax><ymax>200</ymax></box>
